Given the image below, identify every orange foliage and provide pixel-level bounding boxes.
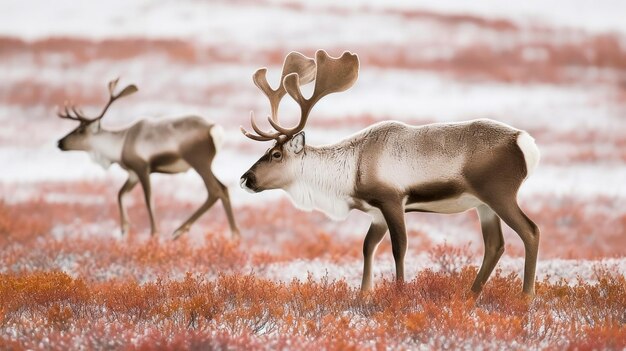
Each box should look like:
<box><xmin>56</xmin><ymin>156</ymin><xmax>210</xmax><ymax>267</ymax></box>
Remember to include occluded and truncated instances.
<box><xmin>428</xmin><ymin>242</ymin><xmax>473</xmax><ymax>274</ymax></box>
<box><xmin>0</xmin><ymin>200</ymin><xmax>51</xmax><ymax>244</ymax></box>
<box><xmin>1</xmin><ymin>3</ymin><xmax>625</xmax><ymax>349</ymax></box>
<box><xmin>526</xmin><ymin>196</ymin><xmax>626</xmax><ymax>259</ymax></box>
<box><xmin>2</xmin><ymin>268</ymin><xmax>623</xmax><ymax>350</ymax></box>
<box><xmin>0</xmin><ymin>184</ymin><xmax>625</xmax><ymax>350</ymax></box>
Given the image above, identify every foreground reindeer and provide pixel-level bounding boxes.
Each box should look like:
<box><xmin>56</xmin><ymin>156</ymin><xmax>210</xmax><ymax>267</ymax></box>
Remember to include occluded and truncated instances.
<box><xmin>57</xmin><ymin>79</ymin><xmax>239</xmax><ymax>239</ymax></box>
<box><xmin>240</xmin><ymin>51</ymin><xmax>541</xmax><ymax>296</ymax></box>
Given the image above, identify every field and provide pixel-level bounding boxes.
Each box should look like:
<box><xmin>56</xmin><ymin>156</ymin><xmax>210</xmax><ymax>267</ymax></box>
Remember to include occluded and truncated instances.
<box><xmin>1</xmin><ymin>0</ymin><xmax>625</xmax><ymax>349</ymax></box>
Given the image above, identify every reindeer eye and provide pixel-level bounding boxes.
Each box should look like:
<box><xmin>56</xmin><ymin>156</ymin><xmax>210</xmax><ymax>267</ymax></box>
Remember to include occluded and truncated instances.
<box><xmin>272</xmin><ymin>151</ymin><xmax>282</xmax><ymax>159</ymax></box>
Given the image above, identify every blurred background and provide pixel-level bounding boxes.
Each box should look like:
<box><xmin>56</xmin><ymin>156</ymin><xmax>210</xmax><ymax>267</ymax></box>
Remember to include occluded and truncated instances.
<box><xmin>1</xmin><ymin>0</ymin><xmax>625</xmax><ymax>263</ymax></box>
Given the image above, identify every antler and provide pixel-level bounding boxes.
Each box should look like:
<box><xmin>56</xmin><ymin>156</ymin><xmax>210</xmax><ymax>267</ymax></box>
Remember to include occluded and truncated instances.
<box><xmin>57</xmin><ymin>78</ymin><xmax>138</xmax><ymax>123</ymax></box>
<box><xmin>57</xmin><ymin>100</ymin><xmax>92</xmax><ymax>123</ymax></box>
<box><xmin>93</xmin><ymin>78</ymin><xmax>138</xmax><ymax>121</ymax></box>
<box><xmin>242</xmin><ymin>52</ymin><xmax>317</xmax><ymax>141</ymax></box>
<box><xmin>268</xmin><ymin>50</ymin><xmax>359</xmax><ymax>138</ymax></box>
<box><xmin>254</xmin><ymin>52</ymin><xmax>316</xmax><ymax>123</ymax></box>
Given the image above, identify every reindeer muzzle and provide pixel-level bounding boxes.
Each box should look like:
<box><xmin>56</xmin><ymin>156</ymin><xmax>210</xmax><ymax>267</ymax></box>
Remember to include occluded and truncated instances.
<box><xmin>240</xmin><ymin>172</ymin><xmax>258</xmax><ymax>193</ymax></box>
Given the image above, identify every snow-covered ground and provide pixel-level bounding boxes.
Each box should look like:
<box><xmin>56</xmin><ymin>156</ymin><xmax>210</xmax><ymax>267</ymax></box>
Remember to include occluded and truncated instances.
<box><xmin>1</xmin><ymin>2</ymin><xmax>625</xmax><ymax>349</ymax></box>
<box><xmin>1</xmin><ymin>0</ymin><xmax>625</xmax><ymax>281</ymax></box>
<box><xmin>258</xmin><ymin>255</ymin><xmax>626</xmax><ymax>287</ymax></box>
<box><xmin>3</xmin><ymin>0</ymin><xmax>626</xmax><ymax>40</ymax></box>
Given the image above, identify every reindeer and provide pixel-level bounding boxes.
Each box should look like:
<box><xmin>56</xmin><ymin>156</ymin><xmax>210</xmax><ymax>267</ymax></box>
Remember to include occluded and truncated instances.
<box><xmin>240</xmin><ymin>51</ymin><xmax>541</xmax><ymax>296</ymax></box>
<box><xmin>57</xmin><ymin>78</ymin><xmax>239</xmax><ymax>239</ymax></box>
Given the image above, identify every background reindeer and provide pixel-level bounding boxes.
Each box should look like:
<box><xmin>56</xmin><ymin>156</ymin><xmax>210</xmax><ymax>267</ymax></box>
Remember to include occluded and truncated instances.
<box><xmin>57</xmin><ymin>78</ymin><xmax>239</xmax><ymax>239</ymax></box>
<box><xmin>240</xmin><ymin>50</ymin><xmax>541</xmax><ymax>296</ymax></box>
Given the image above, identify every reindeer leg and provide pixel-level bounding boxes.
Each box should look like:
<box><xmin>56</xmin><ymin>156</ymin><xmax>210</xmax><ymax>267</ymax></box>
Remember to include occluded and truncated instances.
<box><xmin>471</xmin><ymin>204</ymin><xmax>505</xmax><ymax>294</ymax></box>
<box><xmin>485</xmin><ymin>198</ymin><xmax>540</xmax><ymax>296</ymax></box>
<box><xmin>361</xmin><ymin>216</ymin><xmax>388</xmax><ymax>291</ymax></box>
<box><xmin>172</xmin><ymin>176</ymin><xmax>239</xmax><ymax>240</ymax></box>
<box><xmin>380</xmin><ymin>202</ymin><xmax>408</xmax><ymax>285</ymax></box>
<box><xmin>117</xmin><ymin>172</ymin><xmax>138</xmax><ymax>236</ymax></box>
<box><xmin>172</xmin><ymin>192</ymin><xmax>218</xmax><ymax>240</ymax></box>
<box><xmin>173</xmin><ymin>148</ymin><xmax>239</xmax><ymax>239</ymax></box>
<box><xmin>137</xmin><ymin>168</ymin><xmax>159</xmax><ymax>236</ymax></box>
<box><xmin>217</xmin><ymin>183</ymin><xmax>239</xmax><ymax>239</ymax></box>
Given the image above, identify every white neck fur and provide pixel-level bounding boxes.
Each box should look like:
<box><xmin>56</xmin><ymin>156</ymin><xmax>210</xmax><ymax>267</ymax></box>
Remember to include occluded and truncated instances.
<box><xmin>285</xmin><ymin>145</ymin><xmax>357</xmax><ymax>220</ymax></box>
<box><xmin>88</xmin><ymin>129</ymin><xmax>126</xmax><ymax>169</ymax></box>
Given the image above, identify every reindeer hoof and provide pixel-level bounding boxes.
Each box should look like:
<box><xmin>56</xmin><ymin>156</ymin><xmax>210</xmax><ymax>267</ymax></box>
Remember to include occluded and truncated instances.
<box><xmin>120</xmin><ymin>223</ymin><xmax>130</xmax><ymax>236</ymax></box>
<box><xmin>172</xmin><ymin>227</ymin><xmax>189</xmax><ymax>240</ymax></box>
<box><xmin>360</xmin><ymin>281</ymin><xmax>373</xmax><ymax>292</ymax></box>
<box><xmin>467</xmin><ymin>287</ymin><xmax>482</xmax><ymax>299</ymax></box>
<box><xmin>521</xmin><ymin>290</ymin><xmax>536</xmax><ymax>301</ymax></box>
<box><xmin>115</xmin><ymin>229</ymin><xmax>127</xmax><ymax>240</ymax></box>
<box><xmin>231</xmin><ymin>230</ymin><xmax>241</xmax><ymax>240</ymax></box>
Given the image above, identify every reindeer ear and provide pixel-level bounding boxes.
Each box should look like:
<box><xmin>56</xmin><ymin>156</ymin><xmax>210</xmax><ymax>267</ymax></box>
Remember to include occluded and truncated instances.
<box><xmin>287</xmin><ymin>132</ymin><xmax>305</xmax><ymax>154</ymax></box>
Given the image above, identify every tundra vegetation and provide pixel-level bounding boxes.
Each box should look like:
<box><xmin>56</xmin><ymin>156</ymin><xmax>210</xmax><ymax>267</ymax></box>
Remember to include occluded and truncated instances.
<box><xmin>1</xmin><ymin>0</ymin><xmax>626</xmax><ymax>349</ymax></box>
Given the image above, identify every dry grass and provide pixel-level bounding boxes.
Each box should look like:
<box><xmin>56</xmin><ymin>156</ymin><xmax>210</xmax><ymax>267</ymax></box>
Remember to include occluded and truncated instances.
<box><xmin>1</xmin><ymin>5</ymin><xmax>625</xmax><ymax>348</ymax></box>
<box><xmin>0</xmin><ymin>268</ymin><xmax>624</xmax><ymax>350</ymax></box>
<box><xmin>2</xmin><ymin>27</ymin><xmax>626</xmax><ymax>108</ymax></box>
<box><xmin>0</xmin><ymin>186</ymin><xmax>625</xmax><ymax>349</ymax></box>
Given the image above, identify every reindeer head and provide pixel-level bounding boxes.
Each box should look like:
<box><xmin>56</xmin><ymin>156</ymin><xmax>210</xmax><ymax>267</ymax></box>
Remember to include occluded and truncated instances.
<box><xmin>57</xmin><ymin>78</ymin><xmax>137</xmax><ymax>151</ymax></box>
<box><xmin>240</xmin><ymin>50</ymin><xmax>359</xmax><ymax>193</ymax></box>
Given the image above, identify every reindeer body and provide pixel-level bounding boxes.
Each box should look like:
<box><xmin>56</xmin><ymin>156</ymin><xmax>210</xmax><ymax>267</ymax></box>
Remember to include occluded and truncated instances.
<box><xmin>241</xmin><ymin>50</ymin><xmax>541</xmax><ymax>296</ymax></box>
<box><xmin>119</xmin><ymin>116</ymin><xmax>218</xmax><ymax>174</ymax></box>
<box><xmin>57</xmin><ymin>80</ymin><xmax>239</xmax><ymax>239</ymax></box>
<box><xmin>283</xmin><ymin>119</ymin><xmax>537</xmax><ymax>221</ymax></box>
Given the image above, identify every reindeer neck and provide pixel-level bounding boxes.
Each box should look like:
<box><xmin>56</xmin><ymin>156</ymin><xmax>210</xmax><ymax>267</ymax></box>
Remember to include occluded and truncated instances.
<box><xmin>285</xmin><ymin>142</ymin><xmax>358</xmax><ymax>220</ymax></box>
<box><xmin>88</xmin><ymin>127</ymin><xmax>128</xmax><ymax>169</ymax></box>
